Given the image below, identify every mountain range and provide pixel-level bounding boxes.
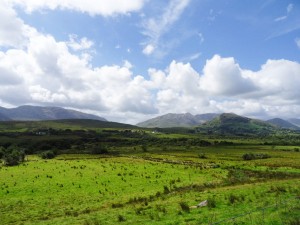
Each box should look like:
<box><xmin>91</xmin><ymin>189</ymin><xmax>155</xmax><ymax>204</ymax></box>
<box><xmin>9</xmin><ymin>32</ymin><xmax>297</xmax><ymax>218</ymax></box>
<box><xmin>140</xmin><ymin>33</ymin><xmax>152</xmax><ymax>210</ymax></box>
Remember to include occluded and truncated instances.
<box><xmin>0</xmin><ymin>105</ymin><xmax>106</xmax><ymax>121</ymax></box>
<box><xmin>136</xmin><ymin>112</ymin><xmax>300</xmax><ymax>131</ymax></box>
<box><xmin>0</xmin><ymin>106</ymin><xmax>299</xmax><ymax>134</ymax></box>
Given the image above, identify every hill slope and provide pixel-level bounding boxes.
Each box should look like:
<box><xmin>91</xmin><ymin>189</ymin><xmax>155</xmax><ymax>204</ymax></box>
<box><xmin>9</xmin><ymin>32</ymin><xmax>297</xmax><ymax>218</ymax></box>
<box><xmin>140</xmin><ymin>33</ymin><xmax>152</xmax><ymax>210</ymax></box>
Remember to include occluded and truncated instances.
<box><xmin>137</xmin><ymin>113</ymin><xmax>219</xmax><ymax>128</ymax></box>
<box><xmin>0</xmin><ymin>119</ymin><xmax>136</xmax><ymax>132</ymax></box>
<box><xmin>196</xmin><ymin>113</ymin><xmax>277</xmax><ymax>136</ymax></box>
<box><xmin>0</xmin><ymin>105</ymin><xmax>106</xmax><ymax>121</ymax></box>
<box><xmin>267</xmin><ymin>118</ymin><xmax>299</xmax><ymax>130</ymax></box>
<box><xmin>288</xmin><ymin>118</ymin><xmax>300</xmax><ymax>127</ymax></box>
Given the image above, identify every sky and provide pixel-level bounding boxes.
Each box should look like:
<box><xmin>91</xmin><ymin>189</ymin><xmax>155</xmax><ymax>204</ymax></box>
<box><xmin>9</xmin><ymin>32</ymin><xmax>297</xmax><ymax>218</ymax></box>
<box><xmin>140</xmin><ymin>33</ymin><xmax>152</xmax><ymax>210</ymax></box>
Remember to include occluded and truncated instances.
<box><xmin>0</xmin><ymin>0</ymin><xmax>300</xmax><ymax>124</ymax></box>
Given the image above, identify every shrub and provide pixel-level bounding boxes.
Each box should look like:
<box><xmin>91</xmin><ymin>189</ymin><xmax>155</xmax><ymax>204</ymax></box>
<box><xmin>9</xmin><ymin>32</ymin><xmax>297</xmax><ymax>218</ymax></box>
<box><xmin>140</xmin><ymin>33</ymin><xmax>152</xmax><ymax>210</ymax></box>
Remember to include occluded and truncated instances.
<box><xmin>198</xmin><ymin>153</ymin><xmax>207</xmax><ymax>159</ymax></box>
<box><xmin>207</xmin><ymin>197</ymin><xmax>216</xmax><ymax>208</ymax></box>
<box><xmin>163</xmin><ymin>185</ymin><xmax>170</xmax><ymax>194</ymax></box>
<box><xmin>1</xmin><ymin>147</ymin><xmax>25</xmax><ymax>166</ymax></box>
<box><xmin>228</xmin><ymin>194</ymin><xmax>239</xmax><ymax>205</ymax></box>
<box><xmin>91</xmin><ymin>145</ymin><xmax>108</xmax><ymax>154</ymax></box>
<box><xmin>179</xmin><ymin>202</ymin><xmax>190</xmax><ymax>213</ymax></box>
<box><xmin>226</xmin><ymin>169</ymin><xmax>249</xmax><ymax>184</ymax></box>
<box><xmin>242</xmin><ymin>153</ymin><xmax>255</xmax><ymax>160</ymax></box>
<box><xmin>242</xmin><ymin>153</ymin><xmax>271</xmax><ymax>160</ymax></box>
<box><xmin>40</xmin><ymin>150</ymin><xmax>56</xmax><ymax>159</ymax></box>
<box><xmin>118</xmin><ymin>215</ymin><xmax>126</xmax><ymax>222</ymax></box>
<box><xmin>141</xmin><ymin>145</ymin><xmax>148</xmax><ymax>152</ymax></box>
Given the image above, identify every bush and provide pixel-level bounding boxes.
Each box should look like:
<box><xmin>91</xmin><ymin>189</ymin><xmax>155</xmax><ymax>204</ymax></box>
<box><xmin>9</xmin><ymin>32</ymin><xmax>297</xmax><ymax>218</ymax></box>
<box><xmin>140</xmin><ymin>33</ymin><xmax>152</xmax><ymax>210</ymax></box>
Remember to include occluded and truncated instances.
<box><xmin>117</xmin><ymin>215</ymin><xmax>126</xmax><ymax>222</ymax></box>
<box><xmin>91</xmin><ymin>145</ymin><xmax>108</xmax><ymax>154</ymax></box>
<box><xmin>198</xmin><ymin>153</ymin><xmax>207</xmax><ymax>159</ymax></box>
<box><xmin>1</xmin><ymin>147</ymin><xmax>25</xmax><ymax>166</ymax></box>
<box><xmin>179</xmin><ymin>202</ymin><xmax>190</xmax><ymax>213</ymax></box>
<box><xmin>207</xmin><ymin>197</ymin><xmax>216</xmax><ymax>208</ymax></box>
<box><xmin>242</xmin><ymin>153</ymin><xmax>271</xmax><ymax>160</ymax></box>
<box><xmin>228</xmin><ymin>194</ymin><xmax>239</xmax><ymax>205</ymax></box>
<box><xmin>40</xmin><ymin>150</ymin><xmax>56</xmax><ymax>159</ymax></box>
<box><xmin>141</xmin><ymin>145</ymin><xmax>148</xmax><ymax>152</ymax></box>
<box><xmin>242</xmin><ymin>153</ymin><xmax>255</xmax><ymax>160</ymax></box>
<box><xmin>163</xmin><ymin>185</ymin><xmax>170</xmax><ymax>194</ymax></box>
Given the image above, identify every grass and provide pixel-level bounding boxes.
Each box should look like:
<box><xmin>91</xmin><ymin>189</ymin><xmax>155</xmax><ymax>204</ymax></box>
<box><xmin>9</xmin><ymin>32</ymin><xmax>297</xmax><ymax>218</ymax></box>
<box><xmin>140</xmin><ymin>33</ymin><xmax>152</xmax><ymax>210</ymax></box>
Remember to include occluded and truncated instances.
<box><xmin>1</xmin><ymin>144</ymin><xmax>300</xmax><ymax>224</ymax></box>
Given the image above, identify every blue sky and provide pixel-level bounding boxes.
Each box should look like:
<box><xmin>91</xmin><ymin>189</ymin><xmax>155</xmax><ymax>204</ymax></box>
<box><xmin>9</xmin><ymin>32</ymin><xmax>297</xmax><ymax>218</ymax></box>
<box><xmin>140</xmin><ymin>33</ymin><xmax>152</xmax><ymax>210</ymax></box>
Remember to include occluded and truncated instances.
<box><xmin>0</xmin><ymin>0</ymin><xmax>300</xmax><ymax>123</ymax></box>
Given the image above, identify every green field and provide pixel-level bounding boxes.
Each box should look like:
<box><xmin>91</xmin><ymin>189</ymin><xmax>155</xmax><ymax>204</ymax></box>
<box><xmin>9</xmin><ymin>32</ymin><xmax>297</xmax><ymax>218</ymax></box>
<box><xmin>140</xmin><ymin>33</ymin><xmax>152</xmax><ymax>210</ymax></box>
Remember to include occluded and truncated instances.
<box><xmin>1</xmin><ymin>144</ymin><xmax>300</xmax><ymax>224</ymax></box>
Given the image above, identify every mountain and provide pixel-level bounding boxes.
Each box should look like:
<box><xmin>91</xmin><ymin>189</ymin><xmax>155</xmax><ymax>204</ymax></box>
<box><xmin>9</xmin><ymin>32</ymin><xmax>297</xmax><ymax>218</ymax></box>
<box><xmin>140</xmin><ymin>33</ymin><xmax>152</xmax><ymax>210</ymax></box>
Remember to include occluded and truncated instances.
<box><xmin>196</xmin><ymin>113</ymin><xmax>277</xmax><ymax>136</ymax></box>
<box><xmin>0</xmin><ymin>106</ymin><xmax>106</xmax><ymax>121</ymax></box>
<box><xmin>288</xmin><ymin>118</ymin><xmax>300</xmax><ymax>127</ymax></box>
<box><xmin>0</xmin><ymin>119</ymin><xmax>136</xmax><ymax>131</ymax></box>
<box><xmin>0</xmin><ymin>112</ymin><xmax>12</xmax><ymax>121</ymax></box>
<box><xmin>266</xmin><ymin>118</ymin><xmax>299</xmax><ymax>130</ymax></box>
<box><xmin>136</xmin><ymin>113</ymin><xmax>219</xmax><ymax>128</ymax></box>
<box><xmin>194</xmin><ymin>113</ymin><xmax>220</xmax><ymax>123</ymax></box>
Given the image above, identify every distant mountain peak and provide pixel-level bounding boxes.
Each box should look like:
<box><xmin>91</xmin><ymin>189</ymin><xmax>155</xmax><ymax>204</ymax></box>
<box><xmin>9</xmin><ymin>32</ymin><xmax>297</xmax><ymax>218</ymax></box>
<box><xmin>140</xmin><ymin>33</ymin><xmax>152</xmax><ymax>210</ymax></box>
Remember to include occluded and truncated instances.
<box><xmin>0</xmin><ymin>105</ymin><xmax>106</xmax><ymax>121</ymax></box>
<box><xmin>267</xmin><ymin>118</ymin><xmax>299</xmax><ymax>130</ymax></box>
<box><xmin>136</xmin><ymin>113</ymin><xmax>219</xmax><ymax>128</ymax></box>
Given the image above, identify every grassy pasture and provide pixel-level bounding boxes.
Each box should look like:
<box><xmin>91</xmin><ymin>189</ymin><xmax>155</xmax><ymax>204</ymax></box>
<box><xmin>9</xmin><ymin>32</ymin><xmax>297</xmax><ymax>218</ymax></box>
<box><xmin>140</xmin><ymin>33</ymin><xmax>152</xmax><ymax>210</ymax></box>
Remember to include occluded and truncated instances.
<box><xmin>1</xmin><ymin>145</ymin><xmax>299</xmax><ymax>225</ymax></box>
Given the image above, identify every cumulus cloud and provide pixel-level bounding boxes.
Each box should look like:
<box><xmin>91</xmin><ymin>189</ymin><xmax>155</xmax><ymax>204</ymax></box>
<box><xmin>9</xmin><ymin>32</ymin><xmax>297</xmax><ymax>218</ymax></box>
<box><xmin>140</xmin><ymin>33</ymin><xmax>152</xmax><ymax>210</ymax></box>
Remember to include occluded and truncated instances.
<box><xmin>0</xmin><ymin>1</ymin><xmax>36</xmax><ymax>47</ymax></box>
<box><xmin>200</xmin><ymin>55</ymin><xmax>256</xmax><ymax>96</ymax></box>
<box><xmin>11</xmin><ymin>0</ymin><xmax>146</xmax><ymax>16</ymax></box>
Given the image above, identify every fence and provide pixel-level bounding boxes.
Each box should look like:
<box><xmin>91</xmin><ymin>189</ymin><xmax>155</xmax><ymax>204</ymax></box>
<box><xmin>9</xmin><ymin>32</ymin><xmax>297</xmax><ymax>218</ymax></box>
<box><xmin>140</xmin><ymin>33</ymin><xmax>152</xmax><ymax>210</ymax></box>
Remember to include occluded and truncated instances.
<box><xmin>208</xmin><ymin>196</ymin><xmax>300</xmax><ymax>225</ymax></box>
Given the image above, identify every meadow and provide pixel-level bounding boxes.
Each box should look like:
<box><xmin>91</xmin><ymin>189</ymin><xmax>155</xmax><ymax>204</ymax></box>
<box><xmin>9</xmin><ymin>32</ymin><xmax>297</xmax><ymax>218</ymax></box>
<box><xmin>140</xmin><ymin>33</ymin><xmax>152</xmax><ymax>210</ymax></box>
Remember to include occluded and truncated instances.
<box><xmin>1</xmin><ymin>143</ymin><xmax>300</xmax><ymax>224</ymax></box>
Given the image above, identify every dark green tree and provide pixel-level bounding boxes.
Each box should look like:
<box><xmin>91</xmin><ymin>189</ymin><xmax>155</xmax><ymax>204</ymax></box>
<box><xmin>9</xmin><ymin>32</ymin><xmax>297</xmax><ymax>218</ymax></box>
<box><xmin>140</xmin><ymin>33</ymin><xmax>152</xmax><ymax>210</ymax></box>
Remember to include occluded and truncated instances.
<box><xmin>1</xmin><ymin>146</ymin><xmax>25</xmax><ymax>166</ymax></box>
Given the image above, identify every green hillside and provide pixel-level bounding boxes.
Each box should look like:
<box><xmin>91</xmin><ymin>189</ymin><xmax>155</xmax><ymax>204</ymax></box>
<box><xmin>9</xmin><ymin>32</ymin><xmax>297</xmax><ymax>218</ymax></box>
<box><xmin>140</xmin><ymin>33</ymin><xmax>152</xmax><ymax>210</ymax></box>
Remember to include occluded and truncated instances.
<box><xmin>0</xmin><ymin>119</ymin><xmax>136</xmax><ymax>132</ymax></box>
<box><xmin>196</xmin><ymin>113</ymin><xmax>278</xmax><ymax>136</ymax></box>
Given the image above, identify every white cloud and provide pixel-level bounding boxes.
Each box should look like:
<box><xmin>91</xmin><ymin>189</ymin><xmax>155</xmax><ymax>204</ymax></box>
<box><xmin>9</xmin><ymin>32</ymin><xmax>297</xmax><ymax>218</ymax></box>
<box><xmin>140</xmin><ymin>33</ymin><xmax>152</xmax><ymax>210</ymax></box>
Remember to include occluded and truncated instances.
<box><xmin>141</xmin><ymin>0</ymin><xmax>190</xmax><ymax>56</ymax></box>
<box><xmin>200</xmin><ymin>55</ymin><xmax>256</xmax><ymax>96</ymax></box>
<box><xmin>11</xmin><ymin>0</ymin><xmax>146</xmax><ymax>16</ymax></box>
<box><xmin>67</xmin><ymin>35</ymin><xmax>94</xmax><ymax>51</ymax></box>
<box><xmin>0</xmin><ymin>1</ymin><xmax>36</xmax><ymax>48</ymax></box>
<box><xmin>142</xmin><ymin>44</ymin><xmax>155</xmax><ymax>55</ymax></box>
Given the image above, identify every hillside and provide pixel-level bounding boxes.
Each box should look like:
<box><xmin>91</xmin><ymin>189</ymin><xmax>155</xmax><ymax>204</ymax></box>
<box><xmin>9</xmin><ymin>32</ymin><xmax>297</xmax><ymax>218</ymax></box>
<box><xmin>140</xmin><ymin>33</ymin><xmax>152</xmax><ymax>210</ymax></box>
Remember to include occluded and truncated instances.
<box><xmin>196</xmin><ymin>113</ymin><xmax>277</xmax><ymax>136</ymax></box>
<box><xmin>0</xmin><ymin>119</ymin><xmax>136</xmax><ymax>132</ymax></box>
<box><xmin>0</xmin><ymin>106</ymin><xmax>106</xmax><ymax>121</ymax></box>
<box><xmin>0</xmin><ymin>112</ymin><xmax>12</xmax><ymax>121</ymax></box>
<box><xmin>137</xmin><ymin>113</ymin><xmax>219</xmax><ymax>128</ymax></box>
<box><xmin>288</xmin><ymin>118</ymin><xmax>300</xmax><ymax>127</ymax></box>
<box><xmin>267</xmin><ymin>118</ymin><xmax>300</xmax><ymax>130</ymax></box>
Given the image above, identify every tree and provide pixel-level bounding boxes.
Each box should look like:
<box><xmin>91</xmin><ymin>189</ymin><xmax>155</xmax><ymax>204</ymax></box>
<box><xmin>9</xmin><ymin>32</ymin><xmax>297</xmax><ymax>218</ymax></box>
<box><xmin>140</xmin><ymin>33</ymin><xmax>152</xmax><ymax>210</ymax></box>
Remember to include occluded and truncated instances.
<box><xmin>1</xmin><ymin>146</ymin><xmax>25</xmax><ymax>166</ymax></box>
